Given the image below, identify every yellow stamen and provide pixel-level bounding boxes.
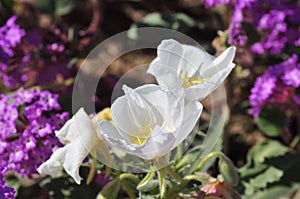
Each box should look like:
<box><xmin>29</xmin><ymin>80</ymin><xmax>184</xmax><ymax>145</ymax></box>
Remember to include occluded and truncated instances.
<box><xmin>131</xmin><ymin>126</ymin><xmax>152</xmax><ymax>145</ymax></box>
<box><xmin>179</xmin><ymin>70</ymin><xmax>204</xmax><ymax>88</ymax></box>
<box><xmin>86</xmin><ymin>153</ymin><xmax>97</xmax><ymax>185</ymax></box>
<box><xmin>96</xmin><ymin>107</ymin><xmax>112</xmax><ymax>121</ymax></box>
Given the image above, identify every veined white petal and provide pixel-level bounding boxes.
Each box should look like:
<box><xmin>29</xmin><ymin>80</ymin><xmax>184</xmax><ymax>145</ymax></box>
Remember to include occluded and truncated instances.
<box><xmin>148</xmin><ymin>39</ymin><xmax>236</xmax><ymax>102</ymax></box>
<box><xmin>184</xmin><ymin>84</ymin><xmax>211</xmax><ymax>101</ymax></box>
<box><xmin>155</xmin><ymin>39</ymin><xmax>183</xmax><ymax>69</ymax></box>
<box><xmin>37</xmin><ymin>148</ymin><xmax>65</xmax><ymax>177</ymax></box>
<box><xmin>178</xmin><ymin>44</ymin><xmax>214</xmax><ymax>77</ymax></box>
<box><xmin>133</xmin><ymin>84</ymin><xmax>184</xmax><ymax>131</ymax></box>
<box><xmin>97</xmin><ymin>120</ymin><xmax>137</xmax><ymax>152</ymax></box>
<box><xmin>138</xmin><ymin>126</ymin><xmax>175</xmax><ymax>159</ymax></box>
<box><xmin>173</xmin><ymin>101</ymin><xmax>203</xmax><ymax>147</ymax></box>
<box><xmin>38</xmin><ymin>108</ymin><xmax>100</xmax><ymax>185</ymax></box>
<box><xmin>55</xmin><ymin>108</ymin><xmax>88</xmax><ymax>144</ymax></box>
<box><xmin>38</xmin><ymin>138</ymin><xmax>89</xmax><ymax>184</ymax></box>
<box><xmin>185</xmin><ymin>62</ymin><xmax>235</xmax><ymax>101</ymax></box>
<box><xmin>111</xmin><ymin>96</ymin><xmax>141</xmax><ymax>137</ymax></box>
<box><xmin>147</xmin><ymin>39</ymin><xmax>183</xmax><ymax>89</ymax></box>
<box><xmin>201</xmin><ymin>46</ymin><xmax>236</xmax><ymax>78</ymax></box>
<box><xmin>123</xmin><ymin>85</ymin><xmax>156</xmax><ymax>128</ymax></box>
<box><xmin>147</xmin><ymin>61</ymin><xmax>182</xmax><ymax>90</ymax></box>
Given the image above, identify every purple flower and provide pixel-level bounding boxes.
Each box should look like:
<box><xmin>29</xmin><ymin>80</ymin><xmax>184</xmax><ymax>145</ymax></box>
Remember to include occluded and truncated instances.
<box><xmin>202</xmin><ymin>0</ymin><xmax>231</xmax><ymax>8</ymax></box>
<box><xmin>250</xmin><ymin>55</ymin><xmax>300</xmax><ymax>116</ymax></box>
<box><xmin>0</xmin><ymin>89</ymin><xmax>69</xmax><ymax>178</ymax></box>
<box><xmin>0</xmin><ymin>167</ymin><xmax>15</xmax><ymax>199</ymax></box>
<box><xmin>228</xmin><ymin>0</ymin><xmax>300</xmax><ymax>55</ymax></box>
<box><xmin>0</xmin><ymin>15</ymin><xmax>25</xmax><ymax>57</ymax></box>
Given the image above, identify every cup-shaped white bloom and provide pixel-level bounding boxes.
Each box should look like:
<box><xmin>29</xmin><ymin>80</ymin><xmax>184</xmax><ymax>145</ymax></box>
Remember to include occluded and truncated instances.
<box><xmin>147</xmin><ymin>39</ymin><xmax>236</xmax><ymax>101</ymax></box>
<box><xmin>97</xmin><ymin>84</ymin><xmax>203</xmax><ymax>160</ymax></box>
<box><xmin>37</xmin><ymin>108</ymin><xmax>109</xmax><ymax>184</ymax></box>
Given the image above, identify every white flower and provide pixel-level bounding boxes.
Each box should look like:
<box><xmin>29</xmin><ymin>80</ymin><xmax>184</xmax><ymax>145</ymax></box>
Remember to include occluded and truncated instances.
<box><xmin>37</xmin><ymin>108</ymin><xmax>110</xmax><ymax>184</ymax></box>
<box><xmin>97</xmin><ymin>84</ymin><xmax>203</xmax><ymax>160</ymax></box>
<box><xmin>147</xmin><ymin>39</ymin><xmax>236</xmax><ymax>101</ymax></box>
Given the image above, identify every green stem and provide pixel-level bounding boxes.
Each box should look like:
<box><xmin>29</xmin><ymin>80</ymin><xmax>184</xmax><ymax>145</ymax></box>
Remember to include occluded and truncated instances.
<box><xmin>290</xmin><ymin>135</ymin><xmax>300</xmax><ymax>149</ymax></box>
<box><xmin>137</xmin><ymin>167</ymin><xmax>155</xmax><ymax>190</ymax></box>
<box><xmin>183</xmin><ymin>175</ymin><xmax>206</xmax><ymax>183</ymax></box>
<box><xmin>191</xmin><ymin>151</ymin><xmax>226</xmax><ymax>173</ymax></box>
<box><xmin>119</xmin><ymin>173</ymin><xmax>140</xmax><ymax>184</ymax></box>
<box><xmin>157</xmin><ymin>169</ymin><xmax>167</xmax><ymax>199</ymax></box>
<box><xmin>175</xmin><ymin>143</ymin><xmax>183</xmax><ymax>164</ymax></box>
<box><xmin>163</xmin><ymin>165</ymin><xmax>184</xmax><ymax>183</ymax></box>
<box><xmin>119</xmin><ymin>173</ymin><xmax>140</xmax><ymax>199</ymax></box>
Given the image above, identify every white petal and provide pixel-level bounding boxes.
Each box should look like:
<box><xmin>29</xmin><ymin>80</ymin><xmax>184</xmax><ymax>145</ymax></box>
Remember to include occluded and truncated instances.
<box><xmin>147</xmin><ymin>61</ymin><xmax>182</xmax><ymax>90</ymax></box>
<box><xmin>134</xmin><ymin>84</ymin><xmax>184</xmax><ymax>131</ymax></box>
<box><xmin>38</xmin><ymin>139</ymin><xmax>89</xmax><ymax>184</ymax></box>
<box><xmin>111</xmin><ymin>92</ymin><xmax>149</xmax><ymax>138</ymax></box>
<box><xmin>123</xmin><ymin>85</ymin><xmax>156</xmax><ymax>128</ymax></box>
<box><xmin>173</xmin><ymin>101</ymin><xmax>203</xmax><ymax>147</ymax></box>
<box><xmin>155</xmin><ymin>39</ymin><xmax>183</xmax><ymax>68</ymax></box>
<box><xmin>97</xmin><ymin>120</ymin><xmax>137</xmax><ymax>152</ymax></box>
<box><xmin>178</xmin><ymin>44</ymin><xmax>214</xmax><ymax>77</ymax></box>
<box><xmin>138</xmin><ymin>126</ymin><xmax>175</xmax><ymax>159</ymax></box>
<box><xmin>147</xmin><ymin>39</ymin><xmax>183</xmax><ymax>89</ymax></box>
<box><xmin>54</xmin><ymin>118</ymin><xmax>74</xmax><ymax>144</ymax></box>
<box><xmin>39</xmin><ymin>108</ymin><xmax>99</xmax><ymax>184</ymax></box>
<box><xmin>201</xmin><ymin>46</ymin><xmax>236</xmax><ymax>77</ymax></box>
<box><xmin>55</xmin><ymin>108</ymin><xmax>90</xmax><ymax>144</ymax></box>
<box><xmin>184</xmin><ymin>83</ymin><xmax>212</xmax><ymax>101</ymax></box>
<box><xmin>37</xmin><ymin>148</ymin><xmax>65</xmax><ymax>177</ymax></box>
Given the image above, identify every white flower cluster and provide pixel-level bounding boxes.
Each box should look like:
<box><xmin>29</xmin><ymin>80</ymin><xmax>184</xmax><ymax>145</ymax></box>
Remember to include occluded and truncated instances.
<box><xmin>38</xmin><ymin>39</ymin><xmax>236</xmax><ymax>184</ymax></box>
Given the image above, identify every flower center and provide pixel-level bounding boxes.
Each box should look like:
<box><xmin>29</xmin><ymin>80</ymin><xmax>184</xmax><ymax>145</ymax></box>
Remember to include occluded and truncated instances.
<box><xmin>131</xmin><ymin>125</ymin><xmax>152</xmax><ymax>145</ymax></box>
<box><xmin>179</xmin><ymin>70</ymin><xmax>204</xmax><ymax>88</ymax></box>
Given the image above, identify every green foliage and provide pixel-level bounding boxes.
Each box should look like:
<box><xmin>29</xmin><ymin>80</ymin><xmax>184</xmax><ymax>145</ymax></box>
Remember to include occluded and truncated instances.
<box><xmin>219</xmin><ymin>156</ymin><xmax>239</xmax><ymax>187</ymax></box>
<box><xmin>238</xmin><ymin>140</ymin><xmax>300</xmax><ymax>198</ymax></box>
<box><xmin>128</xmin><ymin>12</ymin><xmax>196</xmax><ymax>40</ymax></box>
<box><xmin>257</xmin><ymin>106</ymin><xmax>287</xmax><ymax>137</ymax></box>
<box><xmin>34</xmin><ymin>0</ymin><xmax>75</xmax><ymax>16</ymax></box>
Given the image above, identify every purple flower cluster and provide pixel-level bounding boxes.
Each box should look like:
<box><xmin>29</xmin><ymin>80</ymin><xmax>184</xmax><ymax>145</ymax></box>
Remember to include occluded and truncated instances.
<box><xmin>0</xmin><ymin>16</ymin><xmax>25</xmax><ymax>59</ymax></box>
<box><xmin>0</xmin><ymin>167</ymin><xmax>15</xmax><ymax>199</ymax></box>
<box><xmin>202</xmin><ymin>0</ymin><xmax>231</xmax><ymax>8</ymax></box>
<box><xmin>0</xmin><ymin>16</ymin><xmax>75</xmax><ymax>89</ymax></box>
<box><xmin>228</xmin><ymin>0</ymin><xmax>300</xmax><ymax>55</ymax></box>
<box><xmin>250</xmin><ymin>55</ymin><xmax>300</xmax><ymax>116</ymax></box>
<box><xmin>0</xmin><ymin>89</ymin><xmax>69</xmax><ymax>178</ymax></box>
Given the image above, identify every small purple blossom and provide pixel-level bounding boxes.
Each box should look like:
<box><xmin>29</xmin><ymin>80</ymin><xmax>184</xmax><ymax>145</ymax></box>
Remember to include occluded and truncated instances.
<box><xmin>0</xmin><ymin>167</ymin><xmax>15</xmax><ymax>199</ymax></box>
<box><xmin>250</xmin><ymin>55</ymin><xmax>300</xmax><ymax>116</ymax></box>
<box><xmin>0</xmin><ymin>16</ymin><xmax>25</xmax><ymax>58</ymax></box>
<box><xmin>0</xmin><ymin>89</ymin><xmax>69</xmax><ymax>178</ymax></box>
<box><xmin>202</xmin><ymin>0</ymin><xmax>231</xmax><ymax>8</ymax></box>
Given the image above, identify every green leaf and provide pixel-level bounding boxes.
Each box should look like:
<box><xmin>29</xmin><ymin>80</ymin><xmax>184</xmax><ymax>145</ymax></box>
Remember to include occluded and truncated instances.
<box><xmin>243</xmin><ymin>184</ymin><xmax>300</xmax><ymax>199</ymax></box>
<box><xmin>219</xmin><ymin>156</ymin><xmax>239</xmax><ymax>187</ymax></box>
<box><xmin>54</xmin><ymin>0</ymin><xmax>75</xmax><ymax>16</ymax></box>
<box><xmin>137</xmin><ymin>169</ymin><xmax>156</xmax><ymax>191</ymax></box>
<box><xmin>96</xmin><ymin>177</ymin><xmax>120</xmax><ymax>199</ymax></box>
<box><xmin>257</xmin><ymin>106</ymin><xmax>287</xmax><ymax>137</ymax></box>
<box><xmin>137</xmin><ymin>179</ymin><xmax>159</xmax><ymax>192</ymax></box>
<box><xmin>34</xmin><ymin>0</ymin><xmax>75</xmax><ymax>16</ymax></box>
<box><xmin>34</xmin><ymin>0</ymin><xmax>55</xmax><ymax>15</ymax></box>
<box><xmin>243</xmin><ymin>166</ymin><xmax>283</xmax><ymax>195</ymax></box>
<box><xmin>127</xmin><ymin>12</ymin><xmax>196</xmax><ymax>40</ymax></box>
<box><xmin>246</xmin><ymin>140</ymin><xmax>288</xmax><ymax>164</ymax></box>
